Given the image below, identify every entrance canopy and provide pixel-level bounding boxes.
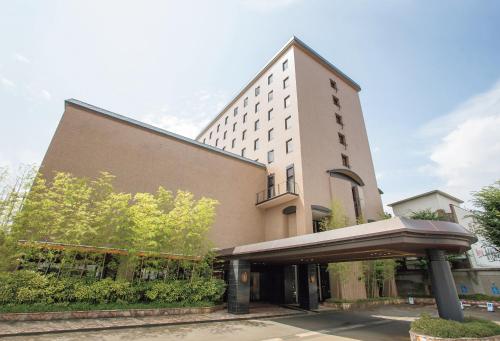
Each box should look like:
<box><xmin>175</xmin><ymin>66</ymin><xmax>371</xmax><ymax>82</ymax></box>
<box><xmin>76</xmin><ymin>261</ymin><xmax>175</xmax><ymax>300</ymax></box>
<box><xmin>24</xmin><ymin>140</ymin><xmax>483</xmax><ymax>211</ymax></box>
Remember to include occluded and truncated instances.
<box><xmin>218</xmin><ymin>217</ymin><xmax>476</xmax><ymax>264</ymax></box>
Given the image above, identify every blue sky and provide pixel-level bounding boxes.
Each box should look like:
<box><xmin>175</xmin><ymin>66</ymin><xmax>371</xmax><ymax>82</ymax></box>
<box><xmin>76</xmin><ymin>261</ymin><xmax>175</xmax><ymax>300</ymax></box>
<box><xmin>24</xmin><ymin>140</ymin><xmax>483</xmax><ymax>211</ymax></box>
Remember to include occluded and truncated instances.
<box><xmin>1</xmin><ymin>0</ymin><xmax>499</xmax><ymax>210</ymax></box>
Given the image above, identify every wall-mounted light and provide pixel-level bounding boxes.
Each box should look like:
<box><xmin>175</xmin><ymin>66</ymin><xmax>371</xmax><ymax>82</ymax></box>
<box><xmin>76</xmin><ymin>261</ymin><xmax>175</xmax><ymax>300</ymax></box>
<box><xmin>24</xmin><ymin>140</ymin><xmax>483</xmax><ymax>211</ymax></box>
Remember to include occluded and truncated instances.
<box><xmin>240</xmin><ymin>271</ymin><xmax>249</xmax><ymax>284</ymax></box>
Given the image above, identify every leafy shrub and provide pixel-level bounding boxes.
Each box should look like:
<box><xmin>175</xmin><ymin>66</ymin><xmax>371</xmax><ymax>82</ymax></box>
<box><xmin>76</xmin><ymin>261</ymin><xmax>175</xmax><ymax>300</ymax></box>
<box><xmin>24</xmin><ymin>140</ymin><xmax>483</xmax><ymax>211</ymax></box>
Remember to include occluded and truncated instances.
<box><xmin>144</xmin><ymin>279</ymin><xmax>226</xmax><ymax>304</ymax></box>
<box><xmin>0</xmin><ymin>270</ymin><xmax>225</xmax><ymax>306</ymax></box>
<box><xmin>459</xmin><ymin>293</ymin><xmax>500</xmax><ymax>302</ymax></box>
<box><xmin>411</xmin><ymin>313</ymin><xmax>500</xmax><ymax>338</ymax></box>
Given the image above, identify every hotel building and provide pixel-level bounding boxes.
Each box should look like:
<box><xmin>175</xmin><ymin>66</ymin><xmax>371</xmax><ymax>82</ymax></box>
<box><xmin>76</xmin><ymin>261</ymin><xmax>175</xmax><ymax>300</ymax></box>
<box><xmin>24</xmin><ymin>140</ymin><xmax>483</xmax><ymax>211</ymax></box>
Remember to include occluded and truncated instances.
<box><xmin>41</xmin><ymin>37</ymin><xmax>475</xmax><ymax>320</ymax></box>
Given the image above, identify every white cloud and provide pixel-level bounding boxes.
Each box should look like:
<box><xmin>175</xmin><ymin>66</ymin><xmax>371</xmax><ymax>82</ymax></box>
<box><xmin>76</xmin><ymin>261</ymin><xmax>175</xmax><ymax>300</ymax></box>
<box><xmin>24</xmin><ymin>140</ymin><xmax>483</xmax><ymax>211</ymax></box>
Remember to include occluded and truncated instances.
<box><xmin>375</xmin><ymin>171</ymin><xmax>384</xmax><ymax>180</ymax></box>
<box><xmin>1</xmin><ymin>76</ymin><xmax>15</xmax><ymax>88</ymax></box>
<box><xmin>142</xmin><ymin>112</ymin><xmax>210</xmax><ymax>139</ymax></box>
<box><xmin>240</xmin><ymin>0</ymin><xmax>302</xmax><ymax>12</ymax></box>
<box><xmin>41</xmin><ymin>89</ymin><xmax>51</xmax><ymax>101</ymax></box>
<box><xmin>141</xmin><ymin>90</ymin><xmax>228</xmax><ymax>139</ymax></box>
<box><xmin>419</xmin><ymin>81</ymin><xmax>500</xmax><ymax>204</ymax></box>
<box><xmin>13</xmin><ymin>53</ymin><xmax>31</xmax><ymax>64</ymax></box>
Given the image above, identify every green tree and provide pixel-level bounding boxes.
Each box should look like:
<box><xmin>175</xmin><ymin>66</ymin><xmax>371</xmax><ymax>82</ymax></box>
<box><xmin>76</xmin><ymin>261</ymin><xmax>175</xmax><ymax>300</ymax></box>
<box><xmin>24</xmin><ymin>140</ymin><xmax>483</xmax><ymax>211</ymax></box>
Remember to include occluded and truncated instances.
<box><xmin>409</xmin><ymin>209</ymin><xmax>444</xmax><ymax>221</ymax></box>
<box><xmin>471</xmin><ymin>180</ymin><xmax>500</xmax><ymax>251</ymax></box>
<box><xmin>2</xmin><ymin>170</ymin><xmax>218</xmax><ymax>271</ymax></box>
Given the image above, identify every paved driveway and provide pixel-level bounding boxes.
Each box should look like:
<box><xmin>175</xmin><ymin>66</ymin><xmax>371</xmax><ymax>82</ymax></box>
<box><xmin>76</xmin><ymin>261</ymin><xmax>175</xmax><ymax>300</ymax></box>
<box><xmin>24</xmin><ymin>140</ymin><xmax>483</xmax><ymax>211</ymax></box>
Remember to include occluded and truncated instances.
<box><xmin>3</xmin><ymin>305</ymin><xmax>500</xmax><ymax>341</ymax></box>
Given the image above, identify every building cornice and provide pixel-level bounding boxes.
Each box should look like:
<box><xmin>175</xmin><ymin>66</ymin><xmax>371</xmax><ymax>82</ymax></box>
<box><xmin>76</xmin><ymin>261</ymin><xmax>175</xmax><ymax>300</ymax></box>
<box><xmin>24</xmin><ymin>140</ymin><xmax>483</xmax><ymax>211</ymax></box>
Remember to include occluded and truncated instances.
<box><xmin>196</xmin><ymin>36</ymin><xmax>361</xmax><ymax>140</ymax></box>
<box><xmin>65</xmin><ymin>99</ymin><xmax>266</xmax><ymax>169</ymax></box>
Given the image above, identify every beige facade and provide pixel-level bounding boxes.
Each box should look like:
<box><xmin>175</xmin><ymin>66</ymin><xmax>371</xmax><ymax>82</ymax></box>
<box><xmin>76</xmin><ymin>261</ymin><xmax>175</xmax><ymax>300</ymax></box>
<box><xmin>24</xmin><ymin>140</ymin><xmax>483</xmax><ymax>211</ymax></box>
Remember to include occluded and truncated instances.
<box><xmin>42</xmin><ymin>37</ymin><xmax>383</xmax><ymax>249</ymax></box>
<box><xmin>41</xmin><ymin>101</ymin><xmax>267</xmax><ymax>249</ymax></box>
<box><xmin>197</xmin><ymin>37</ymin><xmax>383</xmax><ymax>238</ymax></box>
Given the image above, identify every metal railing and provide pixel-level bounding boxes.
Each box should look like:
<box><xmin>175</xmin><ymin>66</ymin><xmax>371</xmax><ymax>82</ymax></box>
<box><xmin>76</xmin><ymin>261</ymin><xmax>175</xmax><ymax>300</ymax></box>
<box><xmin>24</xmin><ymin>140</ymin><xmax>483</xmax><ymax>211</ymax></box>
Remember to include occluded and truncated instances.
<box><xmin>256</xmin><ymin>181</ymin><xmax>298</xmax><ymax>205</ymax></box>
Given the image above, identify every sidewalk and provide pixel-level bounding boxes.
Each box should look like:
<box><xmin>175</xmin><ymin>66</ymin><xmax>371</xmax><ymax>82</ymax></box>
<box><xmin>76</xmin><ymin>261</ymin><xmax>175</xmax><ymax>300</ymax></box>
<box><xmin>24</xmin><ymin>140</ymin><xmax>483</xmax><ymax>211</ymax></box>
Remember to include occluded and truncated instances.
<box><xmin>0</xmin><ymin>304</ymin><xmax>303</xmax><ymax>338</ymax></box>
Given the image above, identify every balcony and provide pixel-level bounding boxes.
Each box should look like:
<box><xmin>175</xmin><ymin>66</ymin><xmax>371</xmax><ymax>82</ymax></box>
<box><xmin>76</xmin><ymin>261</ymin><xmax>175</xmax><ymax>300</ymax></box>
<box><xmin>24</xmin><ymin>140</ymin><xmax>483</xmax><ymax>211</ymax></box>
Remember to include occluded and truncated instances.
<box><xmin>256</xmin><ymin>181</ymin><xmax>299</xmax><ymax>209</ymax></box>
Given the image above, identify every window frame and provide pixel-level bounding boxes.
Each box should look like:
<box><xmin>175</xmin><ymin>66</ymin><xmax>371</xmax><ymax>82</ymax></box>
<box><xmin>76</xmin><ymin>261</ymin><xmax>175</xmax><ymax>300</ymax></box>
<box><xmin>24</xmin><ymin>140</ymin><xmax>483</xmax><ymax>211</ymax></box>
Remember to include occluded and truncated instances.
<box><xmin>283</xmin><ymin>76</ymin><xmax>289</xmax><ymax>89</ymax></box>
<box><xmin>286</xmin><ymin>138</ymin><xmax>293</xmax><ymax>154</ymax></box>
<box><xmin>268</xmin><ymin>128</ymin><xmax>274</xmax><ymax>141</ymax></box>
<box><xmin>267</xmin><ymin>150</ymin><xmax>275</xmax><ymax>164</ymax></box>
<box><xmin>284</xmin><ymin>95</ymin><xmax>291</xmax><ymax>108</ymax></box>
<box><xmin>282</xmin><ymin>59</ymin><xmax>288</xmax><ymax>71</ymax></box>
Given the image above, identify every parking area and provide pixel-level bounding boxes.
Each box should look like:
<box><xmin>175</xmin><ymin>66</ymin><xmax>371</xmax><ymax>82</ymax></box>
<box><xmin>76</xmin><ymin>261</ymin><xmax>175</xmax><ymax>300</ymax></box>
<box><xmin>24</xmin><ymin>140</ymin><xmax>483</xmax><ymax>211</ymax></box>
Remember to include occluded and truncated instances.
<box><xmin>2</xmin><ymin>305</ymin><xmax>500</xmax><ymax>341</ymax></box>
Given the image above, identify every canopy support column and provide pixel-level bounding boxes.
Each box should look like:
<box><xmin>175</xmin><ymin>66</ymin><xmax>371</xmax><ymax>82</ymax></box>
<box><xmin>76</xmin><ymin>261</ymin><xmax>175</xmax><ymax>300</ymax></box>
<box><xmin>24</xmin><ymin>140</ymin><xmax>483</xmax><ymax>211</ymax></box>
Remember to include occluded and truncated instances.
<box><xmin>297</xmin><ymin>263</ymin><xmax>318</xmax><ymax>310</ymax></box>
<box><xmin>227</xmin><ymin>259</ymin><xmax>250</xmax><ymax>314</ymax></box>
<box><xmin>427</xmin><ymin>249</ymin><xmax>464</xmax><ymax>322</ymax></box>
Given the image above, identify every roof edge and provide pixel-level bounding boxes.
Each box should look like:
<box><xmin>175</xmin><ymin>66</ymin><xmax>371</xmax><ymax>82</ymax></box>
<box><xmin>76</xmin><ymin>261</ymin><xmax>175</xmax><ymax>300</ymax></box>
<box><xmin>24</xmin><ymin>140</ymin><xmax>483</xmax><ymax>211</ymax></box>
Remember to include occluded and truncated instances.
<box><xmin>387</xmin><ymin>190</ymin><xmax>464</xmax><ymax>207</ymax></box>
<box><xmin>196</xmin><ymin>36</ymin><xmax>361</xmax><ymax>139</ymax></box>
<box><xmin>64</xmin><ymin>99</ymin><xmax>266</xmax><ymax>169</ymax></box>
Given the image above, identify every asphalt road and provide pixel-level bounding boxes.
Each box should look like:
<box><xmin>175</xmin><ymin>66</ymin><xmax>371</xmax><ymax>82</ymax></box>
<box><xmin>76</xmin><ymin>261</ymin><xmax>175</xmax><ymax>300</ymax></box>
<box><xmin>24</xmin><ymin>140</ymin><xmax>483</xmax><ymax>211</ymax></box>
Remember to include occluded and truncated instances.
<box><xmin>3</xmin><ymin>305</ymin><xmax>499</xmax><ymax>341</ymax></box>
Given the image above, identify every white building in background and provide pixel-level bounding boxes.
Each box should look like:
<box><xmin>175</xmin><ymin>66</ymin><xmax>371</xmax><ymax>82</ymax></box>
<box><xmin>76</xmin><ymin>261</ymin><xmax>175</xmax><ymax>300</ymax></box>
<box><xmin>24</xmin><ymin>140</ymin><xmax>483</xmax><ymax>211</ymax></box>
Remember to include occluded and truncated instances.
<box><xmin>389</xmin><ymin>190</ymin><xmax>500</xmax><ymax>296</ymax></box>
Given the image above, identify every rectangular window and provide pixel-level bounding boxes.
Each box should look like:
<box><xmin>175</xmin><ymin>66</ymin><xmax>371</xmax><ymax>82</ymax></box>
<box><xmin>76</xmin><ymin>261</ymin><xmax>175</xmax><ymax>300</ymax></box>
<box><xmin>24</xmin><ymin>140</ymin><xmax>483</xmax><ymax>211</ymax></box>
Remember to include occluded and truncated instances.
<box><xmin>254</xmin><ymin>138</ymin><xmax>259</xmax><ymax>150</ymax></box>
<box><xmin>244</xmin><ymin>97</ymin><xmax>248</xmax><ymax>107</ymax></box>
<box><xmin>330</xmin><ymin>79</ymin><xmax>338</xmax><ymax>91</ymax></box>
<box><xmin>255</xmin><ymin>86</ymin><xmax>260</xmax><ymax>96</ymax></box>
<box><xmin>203</xmin><ymin>138</ymin><xmax>206</xmax><ymax>144</ymax></box>
<box><xmin>225</xmin><ymin>116</ymin><xmax>228</xmax><ymax>125</ymax></box>
<box><xmin>234</xmin><ymin>107</ymin><xmax>238</xmax><ymax>116</ymax></box>
<box><xmin>267</xmin><ymin>150</ymin><xmax>274</xmax><ymax>164</ymax></box>
<box><xmin>284</xmin><ymin>95</ymin><xmax>291</xmax><ymax>108</ymax></box>
<box><xmin>285</xmin><ymin>115</ymin><xmax>291</xmax><ymax>130</ymax></box>
<box><xmin>242</xmin><ymin>129</ymin><xmax>246</xmax><ymax>140</ymax></box>
<box><xmin>342</xmin><ymin>154</ymin><xmax>350</xmax><ymax>168</ymax></box>
<box><xmin>282</xmin><ymin>59</ymin><xmax>288</xmax><ymax>71</ymax></box>
<box><xmin>338</xmin><ymin>133</ymin><xmax>346</xmax><ymax>146</ymax></box>
<box><xmin>335</xmin><ymin>113</ymin><xmax>343</xmax><ymax>126</ymax></box>
<box><xmin>332</xmin><ymin>95</ymin><xmax>340</xmax><ymax>108</ymax></box>
<box><xmin>215</xmin><ymin>138</ymin><xmax>219</xmax><ymax>147</ymax></box>
<box><xmin>268</xmin><ymin>108</ymin><xmax>273</xmax><ymax>121</ymax></box>
<box><xmin>255</xmin><ymin>102</ymin><xmax>260</xmax><ymax>113</ymax></box>
<box><xmin>286</xmin><ymin>138</ymin><xmax>293</xmax><ymax>153</ymax></box>
<box><xmin>267</xmin><ymin>174</ymin><xmax>275</xmax><ymax>198</ymax></box>
<box><xmin>268</xmin><ymin>128</ymin><xmax>274</xmax><ymax>141</ymax></box>
<box><xmin>223</xmin><ymin>131</ymin><xmax>227</xmax><ymax>140</ymax></box>
<box><xmin>352</xmin><ymin>186</ymin><xmax>361</xmax><ymax>221</ymax></box>
<box><xmin>286</xmin><ymin>165</ymin><xmax>295</xmax><ymax>193</ymax></box>
<box><xmin>217</xmin><ymin>124</ymin><xmax>220</xmax><ymax>132</ymax></box>
<box><xmin>268</xmin><ymin>90</ymin><xmax>273</xmax><ymax>102</ymax></box>
<box><xmin>232</xmin><ymin>138</ymin><xmax>236</xmax><ymax>148</ymax></box>
<box><xmin>233</xmin><ymin>122</ymin><xmax>237</xmax><ymax>132</ymax></box>
<box><xmin>283</xmin><ymin>77</ymin><xmax>289</xmax><ymax>89</ymax></box>
<box><xmin>254</xmin><ymin>119</ymin><xmax>260</xmax><ymax>131</ymax></box>
<box><xmin>243</xmin><ymin>113</ymin><xmax>247</xmax><ymax>123</ymax></box>
<box><xmin>241</xmin><ymin>148</ymin><xmax>246</xmax><ymax>157</ymax></box>
<box><xmin>268</xmin><ymin>74</ymin><xmax>273</xmax><ymax>85</ymax></box>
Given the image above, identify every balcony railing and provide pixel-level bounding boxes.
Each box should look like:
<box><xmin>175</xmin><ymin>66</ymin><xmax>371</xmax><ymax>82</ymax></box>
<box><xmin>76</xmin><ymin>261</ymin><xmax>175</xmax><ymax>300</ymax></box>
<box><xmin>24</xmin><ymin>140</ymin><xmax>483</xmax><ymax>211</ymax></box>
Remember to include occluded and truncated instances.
<box><xmin>256</xmin><ymin>181</ymin><xmax>298</xmax><ymax>206</ymax></box>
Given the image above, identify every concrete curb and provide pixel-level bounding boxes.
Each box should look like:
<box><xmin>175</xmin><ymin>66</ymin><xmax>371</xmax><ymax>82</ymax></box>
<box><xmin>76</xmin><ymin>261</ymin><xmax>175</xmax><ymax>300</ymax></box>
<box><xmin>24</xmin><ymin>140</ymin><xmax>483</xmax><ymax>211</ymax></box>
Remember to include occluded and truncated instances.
<box><xmin>0</xmin><ymin>309</ymin><xmax>303</xmax><ymax>338</ymax></box>
<box><xmin>0</xmin><ymin>305</ymin><xmax>224</xmax><ymax>322</ymax></box>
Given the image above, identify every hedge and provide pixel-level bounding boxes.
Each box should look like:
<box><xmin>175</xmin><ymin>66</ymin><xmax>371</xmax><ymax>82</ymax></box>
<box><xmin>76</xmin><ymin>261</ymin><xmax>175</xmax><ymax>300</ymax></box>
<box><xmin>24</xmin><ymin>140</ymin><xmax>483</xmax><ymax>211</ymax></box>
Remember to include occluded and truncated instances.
<box><xmin>0</xmin><ymin>271</ymin><xmax>226</xmax><ymax>305</ymax></box>
<box><xmin>411</xmin><ymin>314</ymin><xmax>500</xmax><ymax>338</ymax></box>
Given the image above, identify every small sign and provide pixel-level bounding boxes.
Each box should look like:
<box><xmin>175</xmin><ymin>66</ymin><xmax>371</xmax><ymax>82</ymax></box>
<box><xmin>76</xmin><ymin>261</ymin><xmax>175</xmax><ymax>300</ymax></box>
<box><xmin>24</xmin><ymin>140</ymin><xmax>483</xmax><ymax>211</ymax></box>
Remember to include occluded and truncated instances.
<box><xmin>460</xmin><ymin>301</ymin><xmax>464</xmax><ymax>310</ymax></box>
<box><xmin>487</xmin><ymin>302</ymin><xmax>494</xmax><ymax>312</ymax></box>
<box><xmin>408</xmin><ymin>297</ymin><xmax>415</xmax><ymax>305</ymax></box>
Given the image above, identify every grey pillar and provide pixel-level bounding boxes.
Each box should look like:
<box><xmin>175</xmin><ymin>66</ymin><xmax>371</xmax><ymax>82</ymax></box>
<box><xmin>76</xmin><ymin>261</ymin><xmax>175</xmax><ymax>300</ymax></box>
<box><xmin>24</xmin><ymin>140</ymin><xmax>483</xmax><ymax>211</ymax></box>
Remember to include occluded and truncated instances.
<box><xmin>427</xmin><ymin>249</ymin><xmax>464</xmax><ymax>322</ymax></box>
<box><xmin>297</xmin><ymin>264</ymin><xmax>318</xmax><ymax>310</ymax></box>
<box><xmin>284</xmin><ymin>265</ymin><xmax>297</xmax><ymax>304</ymax></box>
<box><xmin>227</xmin><ymin>259</ymin><xmax>250</xmax><ymax>314</ymax></box>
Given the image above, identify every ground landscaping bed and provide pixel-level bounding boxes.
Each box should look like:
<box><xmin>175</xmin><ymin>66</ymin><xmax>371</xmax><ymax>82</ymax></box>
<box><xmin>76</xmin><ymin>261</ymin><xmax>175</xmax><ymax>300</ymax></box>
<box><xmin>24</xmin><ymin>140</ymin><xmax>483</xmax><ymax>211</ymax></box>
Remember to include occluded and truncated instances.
<box><xmin>322</xmin><ymin>297</ymin><xmax>436</xmax><ymax>310</ymax></box>
<box><xmin>0</xmin><ymin>302</ymin><xmax>224</xmax><ymax>321</ymax></box>
<box><xmin>410</xmin><ymin>314</ymin><xmax>500</xmax><ymax>341</ymax></box>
